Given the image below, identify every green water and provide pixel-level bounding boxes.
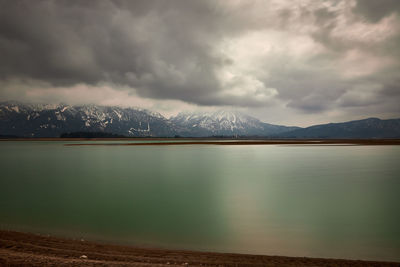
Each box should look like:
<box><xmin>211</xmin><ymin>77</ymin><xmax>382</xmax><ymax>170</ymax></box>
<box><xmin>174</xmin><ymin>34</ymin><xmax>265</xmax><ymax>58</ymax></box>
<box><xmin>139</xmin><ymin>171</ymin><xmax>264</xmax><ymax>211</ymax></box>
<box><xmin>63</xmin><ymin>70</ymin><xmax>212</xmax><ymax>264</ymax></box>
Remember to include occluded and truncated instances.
<box><xmin>0</xmin><ymin>141</ymin><xmax>399</xmax><ymax>261</ymax></box>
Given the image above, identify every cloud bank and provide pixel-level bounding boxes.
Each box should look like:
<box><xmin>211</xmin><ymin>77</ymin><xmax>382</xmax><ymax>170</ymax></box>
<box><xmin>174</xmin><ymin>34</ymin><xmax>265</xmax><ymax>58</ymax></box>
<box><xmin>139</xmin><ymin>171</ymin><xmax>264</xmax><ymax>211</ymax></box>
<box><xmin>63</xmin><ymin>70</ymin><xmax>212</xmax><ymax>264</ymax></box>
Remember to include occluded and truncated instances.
<box><xmin>0</xmin><ymin>0</ymin><xmax>399</xmax><ymax>125</ymax></box>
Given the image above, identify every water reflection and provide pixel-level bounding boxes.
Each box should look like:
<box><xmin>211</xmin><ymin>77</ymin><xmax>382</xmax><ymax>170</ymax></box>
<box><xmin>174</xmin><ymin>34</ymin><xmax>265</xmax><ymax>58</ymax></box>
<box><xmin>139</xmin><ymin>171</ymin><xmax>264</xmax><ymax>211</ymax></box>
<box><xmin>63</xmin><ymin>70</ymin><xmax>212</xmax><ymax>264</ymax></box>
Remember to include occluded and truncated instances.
<box><xmin>0</xmin><ymin>142</ymin><xmax>399</xmax><ymax>261</ymax></box>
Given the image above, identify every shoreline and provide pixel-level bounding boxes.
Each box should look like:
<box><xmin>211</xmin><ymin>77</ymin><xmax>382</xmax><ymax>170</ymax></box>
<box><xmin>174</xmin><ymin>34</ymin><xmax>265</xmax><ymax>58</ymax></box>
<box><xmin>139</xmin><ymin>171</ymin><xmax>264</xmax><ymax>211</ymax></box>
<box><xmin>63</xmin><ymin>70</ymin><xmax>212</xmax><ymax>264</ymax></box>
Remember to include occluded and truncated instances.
<box><xmin>1</xmin><ymin>230</ymin><xmax>398</xmax><ymax>266</ymax></box>
<box><xmin>64</xmin><ymin>140</ymin><xmax>400</xmax><ymax>146</ymax></box>
<box><xmin>1</xmin><ymin>138</ymin><xmax>400</xmax><ymax>146</ymax></box>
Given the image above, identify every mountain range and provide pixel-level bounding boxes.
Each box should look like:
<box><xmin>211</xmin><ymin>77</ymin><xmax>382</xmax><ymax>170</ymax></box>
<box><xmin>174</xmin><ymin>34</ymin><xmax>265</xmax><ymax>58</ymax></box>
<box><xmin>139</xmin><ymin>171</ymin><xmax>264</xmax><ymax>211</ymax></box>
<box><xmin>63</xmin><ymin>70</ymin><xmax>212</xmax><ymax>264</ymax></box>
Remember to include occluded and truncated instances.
<box><xmin>170</xmin><ymin>110</ymin><xmax>299</xmax><ymax>137</ymax></box>
<box><xmin>277</xmin><ymin>117</ymin><xmax>400</xmax><ymax>139</ymax></box>
<box><xmin>1</xmin><ymin>102</ymin><xmax>399</xmax><ymax>138</ymax></box>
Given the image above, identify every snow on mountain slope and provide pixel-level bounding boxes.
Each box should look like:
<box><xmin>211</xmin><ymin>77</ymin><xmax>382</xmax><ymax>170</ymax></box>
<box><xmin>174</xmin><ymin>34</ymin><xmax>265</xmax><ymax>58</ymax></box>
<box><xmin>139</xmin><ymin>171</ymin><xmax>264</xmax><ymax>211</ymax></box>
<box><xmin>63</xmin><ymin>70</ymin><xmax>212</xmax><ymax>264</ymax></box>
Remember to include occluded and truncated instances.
<box><xmin>0</xmin><ymin>102</ymin><xmax>175</xmax><ymax>137</ymax></box>
<box><xmin>171</xmin><ymin>110</ymin><xmax>299</xmax><ymax>137</ymax></box>
<box><xmin>3</xmin><ymin>102</ymin><xmax>398</xmax><ymax>138</ymax></box>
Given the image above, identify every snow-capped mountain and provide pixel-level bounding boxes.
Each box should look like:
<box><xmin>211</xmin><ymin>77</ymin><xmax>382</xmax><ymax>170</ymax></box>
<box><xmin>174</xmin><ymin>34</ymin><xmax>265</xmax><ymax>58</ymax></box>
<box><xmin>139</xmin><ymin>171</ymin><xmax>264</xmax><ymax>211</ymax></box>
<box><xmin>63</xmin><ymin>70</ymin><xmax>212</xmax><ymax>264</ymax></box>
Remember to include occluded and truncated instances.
<box><xmin>171</xmin><ymin>110</ymin><xmax>299</xmax><ymax>137</ymax></box>
<box><xmin>0</xmin><ymin>102</ymin><xmax>175</xmax><ymax>137</ymax></box>
<box><xmin>3</xmin><ymin>102</ymin><xmax>398</xmax><ymax>138</ymax></box>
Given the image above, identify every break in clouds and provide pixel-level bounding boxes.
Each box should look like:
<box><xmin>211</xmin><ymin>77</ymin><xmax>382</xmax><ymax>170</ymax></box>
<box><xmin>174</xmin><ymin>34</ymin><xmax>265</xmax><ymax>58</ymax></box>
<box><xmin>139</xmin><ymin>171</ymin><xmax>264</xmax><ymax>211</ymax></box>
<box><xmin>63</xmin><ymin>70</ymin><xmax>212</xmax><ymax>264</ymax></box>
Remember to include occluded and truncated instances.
<box><xmin>0</xmin><ymin>0</ymin><xmax>399</xmax><ymax>125</ymax></box>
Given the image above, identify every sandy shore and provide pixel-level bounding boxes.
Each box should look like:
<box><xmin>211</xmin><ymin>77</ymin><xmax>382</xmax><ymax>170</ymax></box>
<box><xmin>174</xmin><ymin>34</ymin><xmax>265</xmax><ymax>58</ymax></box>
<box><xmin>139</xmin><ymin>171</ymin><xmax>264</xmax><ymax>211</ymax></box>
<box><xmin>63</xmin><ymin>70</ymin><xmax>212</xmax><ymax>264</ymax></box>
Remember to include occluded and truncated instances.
<box><xmin>0</xmin><ymin>230</ymin><xmax>398</xmax><ymax>266</ymax></box>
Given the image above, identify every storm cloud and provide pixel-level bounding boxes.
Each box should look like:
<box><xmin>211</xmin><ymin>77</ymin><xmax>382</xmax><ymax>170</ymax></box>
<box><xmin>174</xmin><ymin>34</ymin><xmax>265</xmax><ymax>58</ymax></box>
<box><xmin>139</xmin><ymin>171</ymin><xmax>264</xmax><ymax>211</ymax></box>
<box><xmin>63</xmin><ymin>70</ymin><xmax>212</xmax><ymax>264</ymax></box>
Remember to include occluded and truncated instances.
<box><xmin>0</xmin><ymin>0</ymin><xmax>399</xmax><ymax>125</ymax></box>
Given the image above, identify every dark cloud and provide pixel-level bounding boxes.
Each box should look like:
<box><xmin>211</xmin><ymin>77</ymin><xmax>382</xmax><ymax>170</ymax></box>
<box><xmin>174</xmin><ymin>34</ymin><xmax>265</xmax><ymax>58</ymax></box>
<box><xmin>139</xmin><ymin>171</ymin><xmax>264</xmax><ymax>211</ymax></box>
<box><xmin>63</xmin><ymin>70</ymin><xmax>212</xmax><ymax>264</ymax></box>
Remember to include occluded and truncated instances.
<box><xmin>0</xmin><ymin>0</ymin><xmax>227</xmax><ymax>100</ymax></box>
<box><xmin>353</xmin><ymin>0</ymin><xmax>400</xmax><ymax>22</ymax></box>
<box><xmin>0</xmin><ymin>0</ymin><xmax>399</xmax><ymax>122</ymax></box>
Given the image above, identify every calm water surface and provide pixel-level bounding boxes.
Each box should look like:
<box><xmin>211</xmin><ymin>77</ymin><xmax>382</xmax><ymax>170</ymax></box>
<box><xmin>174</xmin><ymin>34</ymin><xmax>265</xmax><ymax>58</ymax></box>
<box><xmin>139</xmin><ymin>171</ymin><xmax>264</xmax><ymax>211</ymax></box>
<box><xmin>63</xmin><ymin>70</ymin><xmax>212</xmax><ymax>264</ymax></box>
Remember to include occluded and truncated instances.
<box><xmin>0</xmin><ymin>141</ymin><xmax>399</xmax><ymax>261</ymax></box>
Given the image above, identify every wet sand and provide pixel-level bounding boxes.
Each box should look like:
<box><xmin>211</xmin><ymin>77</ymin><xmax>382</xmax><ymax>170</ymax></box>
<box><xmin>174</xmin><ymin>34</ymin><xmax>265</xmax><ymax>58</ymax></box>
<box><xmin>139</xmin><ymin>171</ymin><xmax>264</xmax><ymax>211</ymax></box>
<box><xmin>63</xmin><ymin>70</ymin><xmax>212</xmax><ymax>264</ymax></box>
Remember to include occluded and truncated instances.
<box><xmin>0</xmin><ymin>230</ymin><xmax>398</xmax><ymax>266</ymax></box>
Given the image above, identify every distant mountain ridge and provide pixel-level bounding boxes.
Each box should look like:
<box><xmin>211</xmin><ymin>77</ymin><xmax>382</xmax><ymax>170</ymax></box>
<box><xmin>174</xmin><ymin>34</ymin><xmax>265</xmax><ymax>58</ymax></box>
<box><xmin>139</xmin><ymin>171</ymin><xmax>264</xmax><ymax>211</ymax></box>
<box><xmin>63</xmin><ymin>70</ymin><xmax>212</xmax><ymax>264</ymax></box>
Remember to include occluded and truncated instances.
<box><xmin>0</xmin><ymin>102</ymin><xmax>399</xmax><ymax>138</ymax></box>
<box><xmin>277</xmin><ymin>117</ymin><xmax>400</xmax><ymax>139</ymax></box>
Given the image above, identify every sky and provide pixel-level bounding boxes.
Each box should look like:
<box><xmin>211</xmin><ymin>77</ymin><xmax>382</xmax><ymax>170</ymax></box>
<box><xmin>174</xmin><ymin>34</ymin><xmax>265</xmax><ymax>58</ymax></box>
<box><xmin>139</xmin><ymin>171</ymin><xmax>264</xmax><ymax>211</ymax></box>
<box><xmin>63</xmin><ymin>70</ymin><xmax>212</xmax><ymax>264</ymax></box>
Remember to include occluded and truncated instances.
<box><xmin>0</xmin><ymin>0</ymin><xmax>399</xmax><ymax>126</ymax></box>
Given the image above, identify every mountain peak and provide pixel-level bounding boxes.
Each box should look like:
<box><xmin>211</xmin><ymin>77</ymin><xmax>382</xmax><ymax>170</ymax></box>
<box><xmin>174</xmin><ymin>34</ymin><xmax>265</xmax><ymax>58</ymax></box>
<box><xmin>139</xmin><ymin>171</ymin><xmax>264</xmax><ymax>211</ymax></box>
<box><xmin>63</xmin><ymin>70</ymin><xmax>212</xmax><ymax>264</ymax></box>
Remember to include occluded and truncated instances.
<box><xmin>171</xmin><ymin>110</ymin><xmax>296</xmax><ymax>137</ymax></box>
<box><xmin>2</xmin><ymin>102</ymin><xmax>399</xmax><ymax>138</ymax></box>
<box><xmin>0</xmin><ymin>102</ymin><xmax>174</xmax><ymax>137</ymax></box>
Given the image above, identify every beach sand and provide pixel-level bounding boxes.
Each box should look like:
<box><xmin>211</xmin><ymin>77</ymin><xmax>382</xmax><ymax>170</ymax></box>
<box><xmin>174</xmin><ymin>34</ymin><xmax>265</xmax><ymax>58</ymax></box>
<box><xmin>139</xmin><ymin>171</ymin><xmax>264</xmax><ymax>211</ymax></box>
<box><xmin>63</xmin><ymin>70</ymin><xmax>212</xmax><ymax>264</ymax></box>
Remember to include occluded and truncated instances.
<box><xmin>0</xmin><ymin>230</ymin><xmax>398</xmax><ymax>266</ymax></box>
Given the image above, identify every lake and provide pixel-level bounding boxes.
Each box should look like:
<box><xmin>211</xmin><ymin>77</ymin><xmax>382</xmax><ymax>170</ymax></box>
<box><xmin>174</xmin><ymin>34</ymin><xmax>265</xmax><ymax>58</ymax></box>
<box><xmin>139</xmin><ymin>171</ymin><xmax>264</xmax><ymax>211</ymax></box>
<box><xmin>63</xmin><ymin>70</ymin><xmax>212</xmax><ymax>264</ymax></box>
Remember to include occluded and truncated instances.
<box><xmin>0</xmin><ymin>141</ymin><xmax>399</xmax><ymax>262</ymax></box>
